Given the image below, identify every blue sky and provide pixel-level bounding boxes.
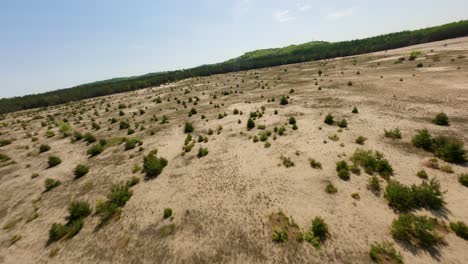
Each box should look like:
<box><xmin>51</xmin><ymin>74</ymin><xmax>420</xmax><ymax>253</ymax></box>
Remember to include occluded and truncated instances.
<box><xmin>1</xmin><ymin>0</ymin><xmax>467</xmax><ymax>98</ymax></box>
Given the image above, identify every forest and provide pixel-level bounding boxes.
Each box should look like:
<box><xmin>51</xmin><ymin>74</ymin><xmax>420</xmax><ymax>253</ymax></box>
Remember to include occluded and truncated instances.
<box><xmin>1</xmin><ymin>20</ymin><xmax>468</xmax><ymax>114</ymax></box>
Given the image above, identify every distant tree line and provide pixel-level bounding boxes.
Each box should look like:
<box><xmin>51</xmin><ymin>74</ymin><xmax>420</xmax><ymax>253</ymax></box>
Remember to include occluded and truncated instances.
<box><xmin>1</xmin><ymin>20</ymin><xmax>468</xmax><ymax>114</ymax></box>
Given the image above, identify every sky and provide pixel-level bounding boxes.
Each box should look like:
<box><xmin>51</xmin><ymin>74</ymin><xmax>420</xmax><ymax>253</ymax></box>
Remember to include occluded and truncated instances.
<box><xmin>1</xmin><ymin>0</ymin><xmax>467</xmax><ymax>98</ymax></box>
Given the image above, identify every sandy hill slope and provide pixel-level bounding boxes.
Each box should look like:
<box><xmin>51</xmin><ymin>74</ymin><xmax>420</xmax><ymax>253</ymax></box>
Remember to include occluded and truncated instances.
<box><xmin>0</xmin><ymin>37</ymin><xmax>467</xmax><ymax>264</ymax></box>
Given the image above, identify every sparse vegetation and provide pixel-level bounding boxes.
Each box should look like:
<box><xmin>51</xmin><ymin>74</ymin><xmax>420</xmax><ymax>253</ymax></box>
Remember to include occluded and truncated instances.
<box><xmin>143</xmin><ymin>153</ymin><xmax>168</xmax><ymax>178</ymax></box>
<box><xmin>432</xmin><ymin>112</ymin><xmax>449</xmax><ymax>126</ymax></box>
<box><xmin>450</xmin><ymin>221</ymin><xmax>468</xmax><ymax>240</ymax></box>
<box><xmin>369</xmin><ymin>242</ymin><xmax>403</xmax><ymax>264</ymax></box>
<box><xmin>74</xmin><ymin>164</ymin><xmax>89</xmax><ymax>179</ymax></box>
<box><xmin>351</xmin><ymin>149</ymin><xmax>393</xmax><ymax>178</ymax></box>
<box><xmin>412</xmin><ymin>129</ymin><xmax>467</xmax><ymax>164</ymax></box>
<box><xmin>384</xmin><ymin>128</ymin><xmax>402</xmax><ymax>139</ymax></box>
<box><xmin>384</xmin><ymin>179</ymin><xmax>444</xmax><ymax>212</ymax></box>
<box><xmin>391</xmin><ymin>214</ymin><xmax>445</xmax><ymax>249</ymax></box>
<box><xmin>44</xmin><ymin>178</ymin><xmax>61</xmax><ymax>192</ymax></box>
<box><xmin>48</xmin><ymin>156</ymin><xmax>62</xmax><ymax>168</ymax></box>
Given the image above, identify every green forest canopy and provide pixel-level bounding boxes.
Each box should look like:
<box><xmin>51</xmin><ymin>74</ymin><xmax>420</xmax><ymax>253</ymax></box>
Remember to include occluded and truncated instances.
<box><xmin>1</xmin><ymin>20</ymin><xmax>468</xmax><ymax>114</ymax></box>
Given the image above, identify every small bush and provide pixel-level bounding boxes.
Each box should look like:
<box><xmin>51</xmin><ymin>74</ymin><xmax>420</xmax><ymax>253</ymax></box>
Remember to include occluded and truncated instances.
<box><xmin>67</xmin><ymin>201</ymin><xmax>92</xmax><ymax>222</ymax></box>
<box><xmin>280</xmin><ymin>96</ymin><xmax>288</xmax><ymax>105</ymax></box>
<box><xmin>369</xmin><ymin>242</ymin><xmax>403</xmax><ymax>264</ymax></box>
<box><xmin>143</xmin><ymin>153</ymin><xmax>168</xmax><ymax>178</ymax></box>
<box><xmin>39</xmin><ymin>144</ymin><xmax>51</xmax><ymax>153</ymax></box>
<box><xmin>74</xmin><ymin>164</ymin><xmax>89</xmax><ymax>179</ymax></box>
<box><xmin>197</xmin><ymin>147</ymin><xmax>209</xmax><ymax>158</ymax></box>
<box><xmin>288</xmin><ymin>117</ymin><xmax>296</xmax><ymax>125</ymax></box>
<box><xmin>163</xmin><ymin>208</ymin><xmax>173</xmax><ymax>219</ymax></box>
<box><xmin>336</xmin><ymin>119</ymin><xmax>348</xmax><ymax>128</ymax></box>
<box><xmin>324</xmin><ymin>114</ymin><xmax>334</xmax><ymax>125</ymax></box>
<box><xmin>384</xmin><ymin>179</ymin><xmax>444</xmax><ymax>212</ymax></box>
<box><xmin>84</xmin><ymin>132</ymin><xmax>96</xmax><ymax>143</ymax></box>
<box><xmin>459</xmin><ymin>173</ymin><xmax>468</xmax><ymax>187</ymax></box>
<box><xmin>311</xmin><ymin>217</ymin><xmax>330</xmax><ymax>242</ymax></box>
<box><xmin>412</xmin><ymin>130</ymin><xmax>467</xmax><ymax>164</ymax></box>
<box><xmin>48</xmin><ymin>156</ymin><xmax>62</xmax><ymax>168</ymax></box>
<box><xmin>384</xmin><ymin>128</ymin><xmax>402</xmax><ymax>139</ymax></box>
<box><xmin>0</xmin><ymin>139</ymin><xmax>12</xmax><ymax>147</ymax></box>
<box><xmin>281</xmin><ymin>156</ymin><xmax>295</xmax><ymax>168</ymax></box>
<box><xmin>309</xmin><ymin>159</ymin><xmax>322</xmax><ymax>169</ymax></box>
<box><xmin>351</xmin><ymin>149</ymin><xmax>393</xmax><ymax>178</ymax></box>
<box><xmin>412</xmin><ymin>129</ymin><xmax>433</xmax><ymax>151</ymax></box>
<box><xmin>432</xmin><ymin>112</ymin><xmax>449</xmax><ymax>126</ymax></box>
<box><xmin>48</xmin><ymin>223</ymin><xmax>67</xmax><ymax>243</ymax></box>
<box><xmin>44</xmin><ymin>178</ymin><xmax>61</xmax><ymax>192</ymax></box>
<box><xmin>184</xmin><ymin>122</ymin><xmax>194</xmax><ymax>133</ymax></box>
<box><xmin>352</xmin><ymin>106</ymin><xmax>359</xmax><ymax>114</ymax></box>
<box><xmin>247</xmin><ymin>118</ymin><xmax>255</xmax><ymax>130</ymax></box>
<box><xmin>355</xmin><ymin>136</ymin><xmax>366</xmax><ymax>145</ymax></box>
<box><xmin>87</xmin><ymin>144</ymin><xmax>104</xmax><ymax>157</ymax></box>
<box><xmin>391</xmin><ymin>214</ymin><xmax>444</xmax><ymax>249</ymax></box>
<box><xmin>450</xmin><ymin>221</ymin><xmax>468</xmax><ymax>240</ymax></box>
<box><xmin>125</xmin><ymin>137</ymin><xmax>142</xmax><ymax>150</ymax></box>
<box><xmin>367</xmin><ymin>176</ymin><xmax>381</xmax><ymax>194</ymax></box>
<box><xmin>336</xmin><ymin>160</ymin><xmax>349</xmax><ymax>172</ymax></box>
<box><xmin>325</xmin><ymin>183</ymin><xmax>337</xmax><ymax>194</ymax></box>
<box><xmin>338</xmin><ymin>169</ymin><xmax>350</xmax><ymax>181</ymax></box>
<box><xmin>416</xmin><ymin>170</ymin><xmax>428</xmax><ymax>179</ymax></box>
<box><xmin>119</xmin><ymin>121</ymin><xmax>130</xmax><ymax>130</ymax></box>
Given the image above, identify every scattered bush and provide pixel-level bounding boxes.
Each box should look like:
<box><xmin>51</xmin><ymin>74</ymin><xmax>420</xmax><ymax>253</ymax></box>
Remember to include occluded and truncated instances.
<box><xmin>338</xmin><ymin>169</ymin><xmax>350</xmax><ymax>181</ymax></box>
<box><xmin>247</xmin><ymin>118</ymin><xmax>255</xmax><ymax>130</ymax></box>
<box><xmin>384</xmin><ymin>128</ymin><xmax>402</xmax><ymax>139</ymax></box>
<box><xmin>44</xmin><ymin>178</ymin><xmax>61</xmax><ymax>192</ymax></box>
<box><xmin>351</xmin><ymin>149</ymin><xmax>393</xmax><ymax>178</ymax></box>
<box><xmin>0</xmin><ymin>139</ymin><xmax>12</xmax><ymax>147</ymax></box>
<box><xmin>412</xmin><ymin>129</ymin><xmax>433</xmax><ymax>151</ymax></box>
<box><xmin>412</xmin><ymin>130</ymin><xmax>467</xmax><ymax>164</ymax></box>
<box><xmin>450</xmin><ymin>221</ymin><xmax>468</xmax><ymax>240</ymax></box>
<box><xmin>458</xmin><ymin>173</ymin><xmax>468</xmax><ymax>187</ymax></box>
<box><xmin>416</xmin><ymin>170</ymin><xmax>428</xmax><ymax>179</ymax></box>
<box><xmin>48</xmin><ymin>156</ymin><xmax>62</xmax><ymax>168</ymax></box>
<box><xmin>143</xmin><ymin>153</ymin><xmax>168</xmax><ymax>178</ymax></box>
<box><xmin>119</xmin><ymin>121</ymin><xmax>130</xmax><ymax>130</ymax></box>
<box><xmin>384</xmin><ymin>179</ymin><xmax>444</xmax><ymax>212</ymax></box>
<box><xmin>325</xmin><ymin>183</ymin><xmax>337</xmax><ymax>194</ymax></box>
<box><xmin>311</xmin><ymin>217</ymin><xmax>330</xmax><ymax>242</ymax></box>
<box><xmin>87</xmin><ymin>144</ymin><xmax>104</xmax><ymax>157</ymax></box>
<box><xmin>281</xmin><ymin>156</ymin><xmax>294</xmax><ymax>168</ymax></box>
<box><xmin>125</xmin><ymin>137</ymin><xmax>142</xmax><ymax>150</ymax></box>
<box><xmin>48</xmin><ymin>223</ymin><xmax>67</xmax><ymax>243</ymax></box>
<box><xmin>163</xmin><ymin>208</ymin><xmax>173</xmax><ymax>219</ymax></box>
<box><xmin>337</xmin><ymin>119</ymin><xmax>348</xmax><ymax>128</ymax></box>
<box><xmin>288</xmin><ymin>117</ymin><xmax>296</xmax><ymax>125</ymax></box>
<box><xmin>184</xmin><ymin>122</ymin><xmax>194</xmax><ymax>133</ymax></box>
<box><xmin>280</xmin><ymin>96</ymin><xmax>288</xmax><ymax>105</ymax></box>
<box><xmin>355</xmin><ymin>136</ymin><xmax>366</xmax><ymax>145</ymax></box>
<box><xmin>74</xmin><ymin>164</ymin><xmax>89</xmax><ymax>179</ymax></box>
<box><xmin>432</xmin><ymin>112</ymin><xmax>449</xmax><ymax>126</ymax></box>
<box><xmin>84</xmin><ymin>132</ymin><xmax>96</xmax><ymax>144</ymax></box>
<box><xmin>67</xmin><ymin>201</ymin><xmax>92</xmax><ymax>222</ymax></box>
<box><xmin>197</xmin><ymin>147</ymin><xmax>209</xmax><ymax>158</ymax></box>
<box><xmin>391</xmin><ymin>214</ymin><xmax>444</xmax><ymax>249</ymax></box>
<box><xmin>367</xmin><ymin>176</ymin><xmax>381</xmax><ymax>194</ymax></box>
<box><xmin>324</xmin><ymin>114</ymin><xmax>334</xmax><ymax>125</ymax></box>
<box><xmin>309</xmin><ymin>159</ymin><xmax>322</xmax><ymax>169</ymax></box>
<box><xmin>369</xmin><ymin>241</ymin><xmax>403</xmax><ymax>264</ymax></box>
<box><xmin>39</xmin><ymin>144</ymin><xmax>51</xmax><ymax>153</ymax></box>
<box><xmin>352</xmin><ymin>106</ymin><xmax>359</xmax><ymax>114</ymax></box>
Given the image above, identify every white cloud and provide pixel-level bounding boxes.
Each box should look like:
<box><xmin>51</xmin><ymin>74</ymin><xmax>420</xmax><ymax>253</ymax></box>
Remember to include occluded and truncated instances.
<box><xmin>274</xmin><ymin>10</ymin><xmax>296</xmax><ymax>23</ymax></box>
<box><xmin>297</xmin><ymin>1</ymin><xmax>311</xmax><ymax>12</ymax></box>
<box><xmin>326</xmin><ymin>7</ymin><xmax>357</xmax><ymax>20</ymax></box>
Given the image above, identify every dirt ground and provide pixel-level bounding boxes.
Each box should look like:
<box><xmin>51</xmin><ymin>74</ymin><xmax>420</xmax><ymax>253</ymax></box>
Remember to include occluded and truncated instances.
<box><xmin>0</xmin><ymin>37</ymin><xmax>467</xmax><ymax>264</ymax></box>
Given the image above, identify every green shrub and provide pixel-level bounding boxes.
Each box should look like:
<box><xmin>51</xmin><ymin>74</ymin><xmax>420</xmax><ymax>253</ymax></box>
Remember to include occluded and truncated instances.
<box><xmin>384</xmin><ymin>128</ymin><xmax>402</xmax><ymax>139</ymax></box>
<box><xmin>337</xmin><ymin>119</ymin><xmax>348</xmax><ymax>128</ymax></box>
<box><xmin>432</xmin><ymin>112</ymin><xmax>449</xmax><ymax>126</ymax></box>
<box><xmin>74</xmin><ymin>164</ymin><xmax>89</xmax><ymax>179</ymax></box>
<box><xmin>272</xmin><ymin>228</ymin><xmax>288</xmax><ymax>242</ymax></box>
<box><xmin>367</xmin><ymin>176</ymin><xmax>381</xmax><ymax>194</ymax></box>
<box><xmin>281</xmin><ymin>156</ymin><xmax>294</xmax><ymax>168</ymax></box>
<box><xmin>309</xmin><ymin>159</ymin><xmax>322</xmax><ymax>169</ymax></box>
<box><xmin>369</xmin><ymin>242</ymin><xmax>403</xmax><ymax>264</ymax></box>
<box><xmin>143</xmin><ymin>153</ymin><xmax>168</xmax><ymax>178</ymax></box>
<box><xmin>184</xmin><ymin>122</ymin><xmax>194</xmax><ymax>133</ymax></box>
<box><xmin>411</xmin><ymin>129</ymin><xmax>433</xmax><ymax>151</ymax></box>
<box><xmin>67</xmin><ymin>201</ymin><xmax>92</xmax><ymax>222</ymax></box>
<box><xmin>84</xmin><ymin>132</ymin><xmax>96</xmax><ymax>143</ymax></box>
<box><xmin>288</xmin><ymin>117</ymin><xmax>296</xmax><ymax>125</ymax></box>
<box><xmin>391</xmin><ymin>214</ymin><xmax>444</xmax><ymax>249</ymax></box>
<box><xmin>416</xmin><ymin>170</ymin><xmax>428</xmax><ymax>179</ymax></box>
<box><xmin>163</xmin><ymin>208</ymin><xmax>173</xmax><ymax>219</ymax></box>
<box><xmin>324</xmin><ymin>114</ymin><xmax>334</xmax><ymax>125</ymax></box>
<box><xmin>0</xmin><ymin>153</ymin><xmax>11</xmax><ymax>163</ymax></box>
<box><xmin>459</xmin><ymin>173</ymin><xmax>468</xmax><ymax>187</ymax></box>
<box><xmin>87</xmin><ymin>144</ymin><xmax>104</xmax><ymax>157</ymax></box>
<box><xmin>197</xmin><ymin>147</ymin><xmax>209</xmax><ymax>158</ymax></box>
<box><xmin>336</xmin><ymin>160</ymin><xmax>349</xmax><ymax>172</ymax></box>
<box><xmin>126</xmin><ymin>176</ymin><xmax>140</xmax><ymax>187</ymax></box>
<box><xmin>311</xmin><ymin>217</ymin><xmax>330</xmax><ymax>242</ymax></box>
<box><xmin>125</xmin><ymin>137</ymin><xmax>142</xmax><ymax>150</ymax></box>
<box><xmin>280</xmin><ymin>96</ymin><xmax>288</xmax><ymax>105</ymax></box>
<box><xmin>355</xmin><ymin>136</ymin><xmax>366</xmax><ymax>145</ymax></box>
<box><xmin>338</xmin><ymin>169</ymin><xmax>350</xmax><ymax>181</ymax></box>
<box><xmin>325</xmin><ymin>183</ymin><xmax>337</xmax><ymax>194</ymax></box>
<box><xmin>119</xmin><ymin>121</ymin><xmax>130</xmax><ymax>130</ymax></box>
<box><xmin>48</xmin><ymin>156</ymin><xmax>62</xmax><ymax>168</ymax></box>
<box><xmin>48</xmin><ymin>223</ymin><xmax>67</xmax><ymax>243</ymax></box>
<box><xmin>44</xmin><ymin>178</ymin><xmax>61</xmax><ymax>192</ymax></box>
<box><xmin>108</xmin><ymin>184</ymin><xmax>133</xmax><ymax>207</ymax></box>
<box><xmin>384</xmin><ymin>179</ymin><xmax>444</xmax><ymax>212</ymax></box>
<box><xmin>247</xmin><ymin>118</ymin><xmax>255</xmax><ymax>130</ymax></box>
<box><xmin>450</xmin><ymin>221</ymin><xmax>468</xmax><ymax>240</ymax></box>
<box><xmin>0</xmin><ymin>139</ymin><xmax>12</xmax><ymax>147</ymax></box>
<box><xmin>352</xmin><ymin>106</ymin><xmax>359</xmax><ymax>114</ymax></box>
<box><xmin>351</xmin><ymin>149</ymin><xmax>393</xmax><ymax>178</ymax></box>
<box><xmin>39</xmin><ymin>144</ymin><xmax>51</xmax><ymax>153</ymax></box>
<box><xmin>65</xmin><ymin>218</ymin><xmax>84</xmax><ymax>239</ymax></box>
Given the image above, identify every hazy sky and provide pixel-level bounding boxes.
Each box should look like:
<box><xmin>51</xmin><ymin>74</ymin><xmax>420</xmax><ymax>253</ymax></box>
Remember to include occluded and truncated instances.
<box><xmin>1</xmin><ymin>0</ymin><xmax>467</xmax><ymax>98</ymax></box>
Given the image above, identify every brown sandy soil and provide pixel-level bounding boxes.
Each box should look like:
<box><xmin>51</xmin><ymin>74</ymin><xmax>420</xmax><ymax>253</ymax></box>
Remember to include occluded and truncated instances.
<box><xmin>0</xmin><ymin>37</ymin><xmax>467</xmax><ymax>264</ymax></box>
